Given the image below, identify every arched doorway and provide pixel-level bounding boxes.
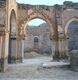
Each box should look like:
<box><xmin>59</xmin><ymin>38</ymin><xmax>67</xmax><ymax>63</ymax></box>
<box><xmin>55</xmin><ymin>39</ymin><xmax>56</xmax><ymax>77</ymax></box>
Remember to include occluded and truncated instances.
<box><xmin>34</xmin><ymin>37</ymin><xmax>39</xmax><ymax>48</ymax></box>
<box><xmin>68</xmin><ymin>21</ymin><xmax>78</xmax><ymax>52</ymax></box>
<box><xmin>65</xmin><ymin>18</ymin><xmax>78</xmax><ymax>55</ymax></box>
<box><xmin>8</xmin><ymin>10</ymin><xmax>17</xmax><ymax>63</ymax></box>
<box><xmin>18</xmin><ymin>11</ymin><xmax>59</xmax><ymax>61</ymax></box>
<box><xmin>24</xmin><ymin>18</ymin><xmax>52</xmax><ymax>59</ymax></box>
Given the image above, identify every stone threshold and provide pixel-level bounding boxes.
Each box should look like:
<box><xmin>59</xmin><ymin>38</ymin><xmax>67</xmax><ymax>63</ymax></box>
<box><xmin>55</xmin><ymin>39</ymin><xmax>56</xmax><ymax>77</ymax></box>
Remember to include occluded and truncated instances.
<box><xmin>42</xmin><ymin>61</ymin><xmax>70</xmax><ymax>68</ymax></box>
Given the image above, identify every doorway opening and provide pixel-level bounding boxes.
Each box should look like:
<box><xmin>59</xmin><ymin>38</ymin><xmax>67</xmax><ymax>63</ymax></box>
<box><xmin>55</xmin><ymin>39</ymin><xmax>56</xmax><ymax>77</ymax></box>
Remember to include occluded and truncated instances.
<box><xmin>8</xmin><ymin>10</ymin><xmax>17</xmax><ymax>63</ymax></box>
<box><xmin>67</xmin><ymin>21</ymin><xmax>78</xmax><ymax>52</ymax></box>
<box><xmin>24</xmin><ymin>18</ymin><xmax>52</xmax><ymax>59</ymax></box>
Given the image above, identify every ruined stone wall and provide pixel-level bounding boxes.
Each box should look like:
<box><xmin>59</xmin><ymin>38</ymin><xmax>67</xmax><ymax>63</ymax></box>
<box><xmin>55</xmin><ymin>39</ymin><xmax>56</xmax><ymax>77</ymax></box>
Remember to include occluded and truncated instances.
<box><xmin>24</xmin><ymin>24</ymin><xmax>52</xmax><ymax>54</ymax></box>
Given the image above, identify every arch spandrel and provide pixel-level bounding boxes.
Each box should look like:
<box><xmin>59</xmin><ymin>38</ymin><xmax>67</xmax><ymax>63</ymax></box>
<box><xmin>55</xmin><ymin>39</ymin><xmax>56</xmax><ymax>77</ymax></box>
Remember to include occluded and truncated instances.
<box><xmin>18</xmin><ymin>10</ymin><xmax>54</xmax><ymax>37</ymax></box>
<box><xmin>65</xmin><ymin>18</ymin><xmax>78</xmax><ymax>35</ymax></box>
<box><xmin>10</xmin><ymin>9</ymin><xmax>17</xmax><ymax>35</ymax></box>
<box><xmin>62</xmin><ymin>9</ymin><xmax>78</xmax><ymax>32</ymax></box>
<box><xmin>6</xmin><ymin>0</ymin><xmax>17</xmax><ymax>33</ymax></box>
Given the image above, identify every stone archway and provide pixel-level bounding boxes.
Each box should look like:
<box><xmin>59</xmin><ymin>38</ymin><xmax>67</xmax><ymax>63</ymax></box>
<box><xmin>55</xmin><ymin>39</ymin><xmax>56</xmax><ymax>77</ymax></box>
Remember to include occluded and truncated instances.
<box><xmin>65</xmin><ymin>18</ymin><xmax>78</xmax><ymax>55</ymax></box>
<box><xmin>17</xmin><ymin>10</ymin><xmax>59</xmax><ymax>61</ymax></box>
<box><xmin>18</xmin><ymin>11</ymin><xmax>54</xmax><ymax>37</ymax></box>
<box><xmin>8</xmin><ymin>9</ymin><xmax>17</xmax><ymax>63</ymax></box>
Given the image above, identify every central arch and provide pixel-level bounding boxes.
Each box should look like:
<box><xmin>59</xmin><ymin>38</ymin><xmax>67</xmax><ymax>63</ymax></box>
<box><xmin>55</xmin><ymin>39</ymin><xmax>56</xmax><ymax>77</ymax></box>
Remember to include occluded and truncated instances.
<box><xmin>18</xmin><ymin>10</ymin><xmax>56</xmax><ymax>60</ymax></box>
<box><xmin>24</xmin><ymin>18</ymin><xmax>52</xmax><ymax>59</ymax></box>
<box><xmin>17</xmin><ymin>9</ymin><xmax>61</xmax><ymax>61</ymax></box>
<box><xmin>18</xmin><ymin>10</ymin><xmax>54</xmax><ymax>36</ymax></box>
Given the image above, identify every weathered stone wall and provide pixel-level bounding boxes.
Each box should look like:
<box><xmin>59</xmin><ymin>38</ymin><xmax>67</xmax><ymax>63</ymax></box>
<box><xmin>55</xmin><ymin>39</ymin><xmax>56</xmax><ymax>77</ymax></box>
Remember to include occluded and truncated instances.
<box><xmin>0</xmin><ymin>0</ymin><xmax>17</xmax><ymax>71</ymax></box>
<box><xmin>24</xmin><ymin>24</ymin><xmax>52</xmax><ymax>54</ymax></box>
<box><xmin>0</xmin><ymin>0</ymin><xmax>78</xmax><ymax>71</ymax></box>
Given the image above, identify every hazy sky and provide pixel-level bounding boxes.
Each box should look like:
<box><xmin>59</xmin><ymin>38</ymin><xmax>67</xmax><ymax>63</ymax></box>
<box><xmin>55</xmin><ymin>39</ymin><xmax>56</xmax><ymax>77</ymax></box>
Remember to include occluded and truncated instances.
<box><xmin>16</xmin><ymin>0</ymin><xmax>78</xmax><ymax>26</ymax></box>
<box><xmin>16</xmin><ymin>0</ymin><xmax>78</xmax><ymax>5</ymax></box>
<box><xmin>27</xmin><ymin>18</ymin><xmax>46</xmax><ymax>26</ymax></box>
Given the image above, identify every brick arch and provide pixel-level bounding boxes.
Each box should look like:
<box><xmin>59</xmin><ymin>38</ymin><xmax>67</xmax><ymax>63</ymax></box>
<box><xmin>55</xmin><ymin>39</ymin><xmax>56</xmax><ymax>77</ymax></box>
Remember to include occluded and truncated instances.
<box><xmin>65</xmin><ymin>18</ymin><xmax>78</xmax><ymax>35</ymax></box>
<box><xmin>18</xmin><ymin>11</ymin><xmax>54</xmax><ymax>36</ymax></box>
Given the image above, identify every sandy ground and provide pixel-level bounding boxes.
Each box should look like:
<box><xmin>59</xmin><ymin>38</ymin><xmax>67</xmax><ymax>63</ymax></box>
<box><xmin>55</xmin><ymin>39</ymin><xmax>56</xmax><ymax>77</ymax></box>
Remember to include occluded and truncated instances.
<box><xmin>0</xmin><ymin>52</ymin><xmax>78</xmax><ymax>80</ymax></box>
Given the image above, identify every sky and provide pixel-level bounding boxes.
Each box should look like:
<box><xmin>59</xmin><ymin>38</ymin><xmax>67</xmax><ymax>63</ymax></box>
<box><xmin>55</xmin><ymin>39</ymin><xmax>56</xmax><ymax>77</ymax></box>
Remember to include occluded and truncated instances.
<box><xmin>16</xmin><ymin>0</ymin><xmax>78</xmax><ymax>26</ymax></box>
<box><xmin>16</xmin><ymin>0</ymin><xmax>78</xmax><ymax>5</ymax></box>
<box><xmin>27</xmin><ymin>18</ymin><xmax>46</xmax><ymax>26</ymax></box>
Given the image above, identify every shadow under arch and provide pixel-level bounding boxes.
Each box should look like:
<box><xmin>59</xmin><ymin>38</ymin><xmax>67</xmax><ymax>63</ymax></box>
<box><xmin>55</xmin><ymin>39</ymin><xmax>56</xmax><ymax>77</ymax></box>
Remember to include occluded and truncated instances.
<box><xmin>65</xmin><ymin>18</ymin><xmax>78</xmax><ymax>55</ymax></box>
<box><xmin>8</xmin><ymin>9</ymin><xmax>17</xmax><ymax>63</ymax></box>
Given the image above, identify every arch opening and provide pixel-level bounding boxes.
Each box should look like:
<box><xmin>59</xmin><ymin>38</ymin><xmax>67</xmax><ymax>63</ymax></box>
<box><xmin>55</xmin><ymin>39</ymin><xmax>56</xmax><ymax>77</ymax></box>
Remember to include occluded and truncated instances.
<box><xmin>25</xmin><ymin>17</ymin><xmax>54</xmax><ymax>35</ymax></box>
<box><xmin>19</xmin><ymin>11</ymin><xmax>54</xmax><ymax>36</ymax></box>
<box><xmin>65</xmin><ymin>19</ymin><xmax>78</xmax><ymax>54</ymax></box>
<box><xmin>68</xmin><ymin>21</ymin><xmax>78</xmax><ymax>52</ymax></box>
<box><xmin>24</xmin><ymin>18</ymin><xmax>52</xmax><ymax>59</ymax></box>
<box><xmin>8</xmin><ymin>9</ymin><xmax>17</xmax><ymax>63</ymax></box>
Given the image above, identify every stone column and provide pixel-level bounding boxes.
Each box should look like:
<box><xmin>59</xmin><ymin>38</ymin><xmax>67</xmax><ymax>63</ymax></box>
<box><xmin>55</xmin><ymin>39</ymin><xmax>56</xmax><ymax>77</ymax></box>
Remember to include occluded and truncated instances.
<box><xmin>50</xmin><ymin>28</ymin><xmax>59</xmax><ymax>61</ymax></box>
<box><xmin>0</xmin><ymin>31</ymin><xmax>9</xmax><ymax>72</ymax></box>
<box><xmin>58</xmin><ymin>33</ymin><xmax>69</xmax><ymax>59</ymax></box>
<box><xmin>58</xmin><ymin>39</ymin><xmax>62</xmax><ymax>58</ymax></box>
<box><xmin>16</xmin><ymin>39</ymin><xmax>24</xmax><ymax>63</ymax></box>
<box><xmin>52</xmin><ymin>33</ymin><xmax>59</xmax><ymax>61</ymax></box>
<box><xmin>53</xmin><ymin>40</ymin><xmax>59</xmax><ymax>60</ymax></box>
<box><xmin>8</xmin><ymin>36</ymin><xmax>16</xmax><ymax>63</ymax></box>
<box><xmin>16</xmin><ymin>27</ymin><xmax>25</xmax><ymax>63</ymax></box>
<box><xmin>51</xmin><ymin>39</ymin><xmax>56</xmax><ymax>59</ymax></box>
<box><xmin>0</xmin><ymin>36</ymin><xmax>5</xmax><ymax>71</ymax></box>
<box><xmin>58</xmin><ymin>39</ymin><xmax>66</xmax><ymax>59</ymax></box>
<box><xmin>64</xmin><ymin>35</ymin><xmax>69</xmax><ymax>58</ymax></box>
<box><xmin>52</xmin><ymin>6</ymin><xmax>59</xmax><ymax>61</ymax></box>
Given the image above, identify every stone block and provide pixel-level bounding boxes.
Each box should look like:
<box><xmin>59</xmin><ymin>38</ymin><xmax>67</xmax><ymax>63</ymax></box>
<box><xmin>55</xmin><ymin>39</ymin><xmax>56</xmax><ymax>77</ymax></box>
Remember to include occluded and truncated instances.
<box><xmin>70</xmin><ymin>50</ymin><xmax>78</xmax><ymax>71</ymax></box>
<box><xmin>0</xmin><ymin>58</ymin><xmax>8</xmax><ymax>72</ymax></box>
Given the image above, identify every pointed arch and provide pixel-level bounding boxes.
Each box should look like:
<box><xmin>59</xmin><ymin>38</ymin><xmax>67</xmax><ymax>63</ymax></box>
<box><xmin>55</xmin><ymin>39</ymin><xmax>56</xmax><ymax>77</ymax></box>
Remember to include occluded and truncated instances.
<box><xmin>18</xmin><ymin>10</ymin><xmax>54</xmax><ymax>36</ymax></box>
<box><xmin>65</xmin><ymin>18</ymin><xmax>78</xmax><ymax>35</ymax></box>
<box><xmin>8</xmin><ymin>9</ymin><xmax>17</xmax><ymax>63</ymax></box>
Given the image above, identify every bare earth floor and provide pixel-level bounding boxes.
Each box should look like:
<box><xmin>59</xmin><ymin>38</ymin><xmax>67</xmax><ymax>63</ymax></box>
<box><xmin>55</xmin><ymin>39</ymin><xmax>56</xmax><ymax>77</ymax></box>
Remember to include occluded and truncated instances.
<box><xmin>0</xmin><ymin>54</ymin><xmax>78</xmax><ymax>80</ymax></box>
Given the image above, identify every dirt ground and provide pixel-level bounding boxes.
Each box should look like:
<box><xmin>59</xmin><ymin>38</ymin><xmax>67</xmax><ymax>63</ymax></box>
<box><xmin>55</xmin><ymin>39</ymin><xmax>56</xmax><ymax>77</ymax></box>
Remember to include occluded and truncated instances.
<box><xmin>0</xmin><ymin>52</ymin><xmax>78</xmax><ymax>80</ymax></box>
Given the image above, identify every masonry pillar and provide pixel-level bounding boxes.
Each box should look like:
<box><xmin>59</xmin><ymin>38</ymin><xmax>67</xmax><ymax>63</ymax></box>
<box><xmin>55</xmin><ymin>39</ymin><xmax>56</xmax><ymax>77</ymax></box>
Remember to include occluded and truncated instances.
<box><xmin>52</xmin><ymin>32</ymin><xmax>59</xmax><ymax>61</ymax></box>
<box><xmin>58</xmin><ymin>38</ymin><xmax>64</xmax><ymax>58</ymax></box>
<box><xmin>52</xmin><ymin>23</ymin><xmax>59</xmax><ymax>60</ymax></box>
<box><xmin>16</xmin><ymin>39</ymin><xmax>24</xmax><ymax>63</ymax></box>
<box><xmin>0</xmin><ymin>36</ymin><xmax>2</xmax><ymax>71</ymax></box>
<box><xmin>0</xmin><ymin>30</ymin><xmax>9</xmax><ymax>72</ymax></box>
<box><xmin>52</xmin><ymin>6</ymin><xmax>59</xmax><ymax>61</ymax></box>
<box><xmin>15</xmin><ymin>26</ymin><xmax>25</xmax><ymax>63</ymax></box>
<box><xmin>58</xmin><ymin>38</ymin><xmax>68</xmax><ymax>59</ymax></box>
<box><xmin>8</xmin><ymin>35</ymin><xmax>24</xmax><ymax>63</ymax></box>
<box><xmin>50</xmin><ymin>36</ymin><xmax>54</xmax><ymax>59</ymax></box>
<box><xmin>64</xmin><ymin>35</ymin><xmax>69</xmax><ymax>58</ymax></box>
<box><xmin>57</xmin><ymin>31</ymin><xmax>68</xmax><ymax>59</ymax></box>
<box><xmin>0</xmin><ymin>35</ymin><xmax>6</xmax><ymax>72</ymax></box>
<box><xmin>50</xmin><ymin>27</ymin><xmax>59</xmax><ymax>60</ymax></box>
<box><xmin>8</xmin><ymin>35</ymin><xmax>17</xmax><ymax>63</ymax></box>
<box><xmin>53</xmin><ymin>39</ymin><xmax>59</xmax><ymax>60</ymax></box>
